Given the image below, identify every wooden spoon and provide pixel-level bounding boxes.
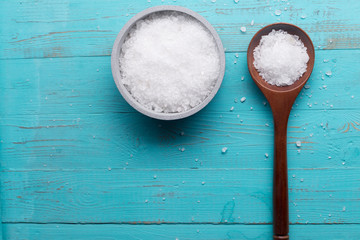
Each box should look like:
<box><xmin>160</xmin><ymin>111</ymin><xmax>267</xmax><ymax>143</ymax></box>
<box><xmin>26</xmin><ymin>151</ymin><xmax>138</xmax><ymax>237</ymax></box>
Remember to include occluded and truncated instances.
<box><xmin>247</xmin><ymin>23</ymin><xmax>315</xmax><ymax>240</ymax></box>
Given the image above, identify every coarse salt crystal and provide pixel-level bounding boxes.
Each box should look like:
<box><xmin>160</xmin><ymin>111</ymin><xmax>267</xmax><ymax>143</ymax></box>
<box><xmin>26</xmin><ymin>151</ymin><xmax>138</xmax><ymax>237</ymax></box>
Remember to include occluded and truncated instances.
<box><xmin>325</xmin><ymin>71</ymin><xmax>332</xmax><ymax>77</ymax></box>
<box><xmin>240</xmin><ymin>97</ymin><xmax>246</xmax><ymax>103</ymax></box>
<box><xmin>119</xmin><ymin>12</ymin><xmax>221</xmax><ymax>113</ymax></box>
<box><xmin>240</xmin><ymin>26</ymin><xmax>246</xmax><ymax>32</ymax></box>
<box><xmin>253</xmin><ymin>30</ymin><xmax>309</xmax><ymax>86</ymax></box>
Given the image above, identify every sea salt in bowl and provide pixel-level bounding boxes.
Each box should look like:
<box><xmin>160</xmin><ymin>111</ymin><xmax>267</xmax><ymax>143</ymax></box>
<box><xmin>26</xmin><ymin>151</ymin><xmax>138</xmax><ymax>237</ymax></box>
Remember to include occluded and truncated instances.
<box><xmin>111</xmin><ymin>6</ymin><xmax>225</xmax><ymax>120</ymax></box>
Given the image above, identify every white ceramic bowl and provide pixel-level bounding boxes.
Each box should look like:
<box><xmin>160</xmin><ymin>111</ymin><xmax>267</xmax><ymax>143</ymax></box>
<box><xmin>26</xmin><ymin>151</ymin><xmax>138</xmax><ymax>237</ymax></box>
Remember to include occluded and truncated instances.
<box><xmin>111</xmin><ymin>5</ymin><xmax>225</xmax><ymax>120</ymax></box>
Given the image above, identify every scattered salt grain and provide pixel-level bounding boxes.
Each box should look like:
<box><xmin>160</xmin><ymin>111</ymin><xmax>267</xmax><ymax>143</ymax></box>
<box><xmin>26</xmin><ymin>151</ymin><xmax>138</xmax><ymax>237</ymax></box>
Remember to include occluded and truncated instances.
<box><xmin>301</xmin><ymin>14</ymin><xmax>307</xmax><ymax>19</ymax></box>
<box><xmin>241</xmin><ymin>76</ymin><xmax>245</xmax><ymax>81</ymax></box>
<box><xmin>222</xmin><ymin>147</ymin><xmax>228</xmax><ymax>153</ymax></box>
<box><xmin>265</xmin><ymin>153</ymin><xmax>269</xmax><ymax>158</ymax></box>
<box><xmin>253</xmin><ymin>30</ymin><xmax>309</xmax><ymax>86</ymax></box>
<box><xmin>325</xmin><ymin>71</ymin><xmax>332</xmax><ymax>77</ymax></box>
<box><xmin>240</xmin><ymin>97</ymin><xmax>246</xmax><ymax>103</ymax></box>
<box><xmin>296</xmin><ymin>141</ymin><xmax>301</xmax><ymax>147</ymax></box>
<box><xmin>234</xmin><ymin>0</ymin><xmax>239</xmax><ymax>3</ymax></box>
<box><xmin>240</xmin><ymin>26</ymin><xmax>246</xmax><ymax>33</ymax></box>
<box><xmin>275</xmin><ymin>9</ymin><xmax>282</xmax><ymax>16</ymax></box>
<box><xmin>251</xmin><ymin>19</ymin><xmax>254</xmax><ymax>26</ymax></box>
<box><xmin>119</xmin><ymin>12</ymin><xmax>221</xmax><ymax>113</ymax></box>
<box><xmin>230</xmin><ymin>106</ymin><xmax>234</xmax><ymax>111</ymax></box>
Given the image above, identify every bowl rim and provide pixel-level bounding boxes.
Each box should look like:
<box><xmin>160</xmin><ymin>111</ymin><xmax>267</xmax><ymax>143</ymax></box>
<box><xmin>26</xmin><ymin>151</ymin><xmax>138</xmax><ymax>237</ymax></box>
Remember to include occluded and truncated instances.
<box><xmin>111</xmin><ymin>5</ymin><xmax>225</xmax><ymax>120</ymax></box>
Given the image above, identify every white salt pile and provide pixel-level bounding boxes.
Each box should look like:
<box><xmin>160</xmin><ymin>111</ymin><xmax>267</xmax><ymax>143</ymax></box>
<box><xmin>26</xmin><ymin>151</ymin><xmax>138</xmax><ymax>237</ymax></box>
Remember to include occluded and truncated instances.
<box><xmin>253</xmin><ymin>30</ymin><xmax>309</xmax><ymax>86</ymax></box>
<box><xmin>119</xmin><ymin>12</ymin><xmax>221</xmax><ymax>113</ymax></box>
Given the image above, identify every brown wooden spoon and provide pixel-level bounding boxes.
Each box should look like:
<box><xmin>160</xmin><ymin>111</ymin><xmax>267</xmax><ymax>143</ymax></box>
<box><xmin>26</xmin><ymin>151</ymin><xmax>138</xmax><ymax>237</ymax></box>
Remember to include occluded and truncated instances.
<box><xmin>247</xmin><ymin>23</ymin><xmax>315</xmax><ymax>240</ymax></box>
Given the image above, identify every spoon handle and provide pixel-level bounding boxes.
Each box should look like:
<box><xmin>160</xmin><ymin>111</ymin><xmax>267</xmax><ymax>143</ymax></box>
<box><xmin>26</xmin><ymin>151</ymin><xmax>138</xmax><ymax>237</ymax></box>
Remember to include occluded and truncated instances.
<box><xmin>273</xmin><ymin>113</ymin><xmax>290</xmax><ymax>240</ymax></box>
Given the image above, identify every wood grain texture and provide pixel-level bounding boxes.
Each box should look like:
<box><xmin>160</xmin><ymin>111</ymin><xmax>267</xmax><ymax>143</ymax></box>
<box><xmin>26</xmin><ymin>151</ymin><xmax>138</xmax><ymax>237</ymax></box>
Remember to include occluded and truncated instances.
<box><xmin>1</xmin><ymin>0</ymin><xmax>360</xmax><ymax>59</ymax></box>
<box><xmin>2</xmin><ymin>168</ymin><xmax>360</xmax><ymax>223</ymax></box>
<box><xmin>3</xmin><ymin>224</ymin><xmax>360</xmax><ymax>240</ymax></box>
<box><xmin>1</xmin><ymin>109</ymin><xmax>360</xmax><ymax>170</ymax></box>
<box><xmin>1</xmin><ymin>0</ymin><xmax>360</xmax><ymax>238</ymax></box>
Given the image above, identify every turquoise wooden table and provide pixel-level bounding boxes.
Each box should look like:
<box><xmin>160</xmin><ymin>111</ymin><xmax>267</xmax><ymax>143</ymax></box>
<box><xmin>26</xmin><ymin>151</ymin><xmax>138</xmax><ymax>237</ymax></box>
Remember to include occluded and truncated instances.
<box><xmin>1</xmin><ymin>0</ymin><xmax>360</xmax><ymax>239</ymax></box>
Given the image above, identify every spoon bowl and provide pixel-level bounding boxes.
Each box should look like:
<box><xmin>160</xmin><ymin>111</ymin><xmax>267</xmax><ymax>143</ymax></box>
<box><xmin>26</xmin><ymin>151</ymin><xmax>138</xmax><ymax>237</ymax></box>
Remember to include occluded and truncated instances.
<box><xmin>248</xmin><ymin>23</ymin><xmax>315</xmax><ymax>94</ymax></box>
<box><xmin>247</xmin><ymin>23</ymin><xmax>315</xmax><ymax>240</ymax></box>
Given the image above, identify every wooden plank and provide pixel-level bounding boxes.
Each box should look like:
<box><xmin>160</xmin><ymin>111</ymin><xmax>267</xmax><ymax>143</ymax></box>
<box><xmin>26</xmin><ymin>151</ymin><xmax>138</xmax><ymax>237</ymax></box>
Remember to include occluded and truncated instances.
<box><xmin>1</xmin><ymin>0</ymin><xmax>360</xmax><ymax>59</ymax></box>
<box><xmin>3</xmin><ymin>223</ymin><xmax>360</xmax><ymax>240</ymax></box>
<box><xmin>2</xmin><ymin>168</ymin><xmax>360</xmax><ymax>223</ymax></box>
<box><xmin>1</xmin><ymin>50</ymin><xmax>359</xmax><ymax>116</ymax></box>
<box><xmin>1</xmin><ymin>109</ymin><xmax>360</xmax><ymax>170</ymax></box>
